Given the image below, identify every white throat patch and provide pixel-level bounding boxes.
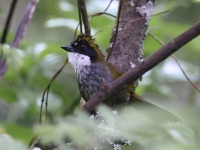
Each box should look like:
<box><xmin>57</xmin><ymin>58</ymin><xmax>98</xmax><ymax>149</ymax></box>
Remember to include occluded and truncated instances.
<box><xmin>68</xmin><ymin>52</ymin><xmax>91</xmax><ymax>69</ymax></box>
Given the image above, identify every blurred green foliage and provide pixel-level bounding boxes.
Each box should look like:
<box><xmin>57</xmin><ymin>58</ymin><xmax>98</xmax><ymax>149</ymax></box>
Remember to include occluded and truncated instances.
<box><xmin>35</xmin><ymin>105</ymin><xmax>200</xmax><ymax>150</ymax></box>
<box><xmin>0</xmin><ymin>0</ymin><xmax>200</xmax><ymax>149</ymax></box>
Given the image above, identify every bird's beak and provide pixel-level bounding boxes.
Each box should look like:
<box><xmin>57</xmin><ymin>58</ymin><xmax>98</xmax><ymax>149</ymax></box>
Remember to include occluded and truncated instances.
<box><xmin>61</xmin><ymin>45</ymin><xmax>74</xmax><ymax>52</ymax></box>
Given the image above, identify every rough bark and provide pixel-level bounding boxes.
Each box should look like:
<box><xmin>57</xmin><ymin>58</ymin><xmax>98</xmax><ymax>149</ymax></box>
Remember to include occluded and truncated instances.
<box><xmin>107</xmin><ymin>0</ymin><xmax>154</xmax><ymax>74</ymax></box>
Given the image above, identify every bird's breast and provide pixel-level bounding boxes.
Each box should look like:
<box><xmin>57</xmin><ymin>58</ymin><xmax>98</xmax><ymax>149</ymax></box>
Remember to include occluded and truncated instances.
<box><xmin>75</xmin><ymin>63</ymin><xmax>114</xmax><ymax>101</ymax></box>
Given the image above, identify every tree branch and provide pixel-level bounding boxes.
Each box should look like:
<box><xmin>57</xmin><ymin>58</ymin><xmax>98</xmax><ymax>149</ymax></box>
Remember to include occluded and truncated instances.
<box><xmin>83</xmin><ymin>21</ymin><xmax>200</xmax><ymax>114</ymax></box>
<box><xmin>0</xmin><ymin>0</ymin><xmax>18</xmax><ymax>82</ymax></box>
<box><xmin>107</xmin><ymin>0</ymin><xmax>154</xmax><ymax>73</ymax></box>
<box><xmin>79</xmin><ymin>0</ymin><xmax>91</xmax><ymax>35</ymax></box>
<box><xmin>0</xmin><ymin>0</ymin><xmax>18</xmax><ymax>44</ymax></box>
<box><xmin>11</xmin><ymin>0</ymin><xmax>39</xmax><ymax>48</ymax></box>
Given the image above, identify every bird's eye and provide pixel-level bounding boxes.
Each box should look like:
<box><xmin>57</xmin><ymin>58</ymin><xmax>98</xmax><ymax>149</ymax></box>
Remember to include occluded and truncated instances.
<box><xmin>81</xmin><ymin>45</ymin><xmax>85</xmax><ymax>49</ymax></box>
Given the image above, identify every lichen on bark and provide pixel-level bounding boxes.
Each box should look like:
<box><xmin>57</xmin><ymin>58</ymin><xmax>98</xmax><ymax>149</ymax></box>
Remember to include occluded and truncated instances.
<box><xmin>107</xmin><ymin>0</ymin><xmax>154</xmax><ymax>87</ymax></box>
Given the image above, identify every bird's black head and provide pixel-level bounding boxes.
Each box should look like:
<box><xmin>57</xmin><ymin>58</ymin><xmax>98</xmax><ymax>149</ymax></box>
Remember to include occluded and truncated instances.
<box><xmin>61</xmin><ymin>34</ymin><xmax>105</xmax><ymax>62</ymax></box>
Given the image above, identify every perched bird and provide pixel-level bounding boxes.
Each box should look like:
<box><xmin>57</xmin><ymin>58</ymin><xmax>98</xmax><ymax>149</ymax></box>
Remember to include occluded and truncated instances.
<box><xmin>61</xmin><ymin>34</ymin><xmax>142</xmax><ymax>107</ymax></box>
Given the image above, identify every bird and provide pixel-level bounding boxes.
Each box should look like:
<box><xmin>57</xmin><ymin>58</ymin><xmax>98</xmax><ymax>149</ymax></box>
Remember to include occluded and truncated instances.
<box><xmin>61</xmin><ymin>34</ymin><xmax>143</xmax><ymax>108</ymax></box>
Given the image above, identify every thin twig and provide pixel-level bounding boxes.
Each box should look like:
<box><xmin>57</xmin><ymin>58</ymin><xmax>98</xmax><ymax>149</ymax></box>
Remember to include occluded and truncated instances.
<box><xmin>0</xmin><ymin>0</ymin><xmax>18</xmax><ymax>44</ymax></box>
<box><xmin>89</xmin><ymin>12</ymin><xmax>116</xmax><ymax>19</ymax></box>
<box><xmin>106</xmin><ymin>0</ymin><xmax>123</xmax><ymax>61</ymax></box>
<box><xmin>28</xmin><ymin>135</ymin><xmax>38</xmax><ymax>148</ymax></box>
<box><xmin>89</xmin><ymin>0</ymin><xmax>116</xmax><ymax>22</ymax></box>
<box><xmin>93</xmin><ymin>25</ymin><xmax>114</xmax><ymax>37</ymax></box>
<box><xmin>11</xmin><ymin>0</ymin><xmax>39</xmax><ymax>48</ymax></box>
<box><xmin>172</xmin><ymin>55</ymin><xmax>200</xmax><ymax>93</ymax></box>
<box><xmin>104</xmin><ymin>0</ymin><xmax>113</xmax><ymax>12</ymax></box>
<box><xmin>148</xmin><ymin>32</ymin><xmax>200</xmax><ymax>93</ymax></box>
<box><xmin>74</xmin><ymin>23</ymin><xmax>80</xmax><ymax>39</ymax></box>
<box><xmin>93</xmin><ymin>10</ymin><xmax>169</xmax><ymax>37</ymax></box>
<box><xmin>123</xmin><ymin>10</ymin><xmax>169</xmax><ymax>26</ymax></box>
<box><xmin>0</xmin><ymin>0</ymin><xmax>18</xmax><ymax>81</ymax></box>
<box><xmin>39</xmin><ymin>59</ymin><xmax>68</xmax><ymax>124</ymax></box>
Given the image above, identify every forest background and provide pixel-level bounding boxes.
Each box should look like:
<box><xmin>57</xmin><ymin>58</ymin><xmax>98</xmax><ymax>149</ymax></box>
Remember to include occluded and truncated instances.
<box><xmin>0</xmin><ymin>0</ymin><xmax>200</xmax><ymax>149</ymax></box>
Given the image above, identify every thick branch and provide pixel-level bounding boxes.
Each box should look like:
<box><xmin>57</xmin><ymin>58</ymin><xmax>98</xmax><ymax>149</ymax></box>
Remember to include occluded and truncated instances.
<box><xmin>107</xmin><ymin>0</ymin><xmax>154</xmax><ymax>73</ymax></box>
<box><xmin>83</xmin><ymin>21</ymin><xmax>200</xmax><ymax>114</ymax></box>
